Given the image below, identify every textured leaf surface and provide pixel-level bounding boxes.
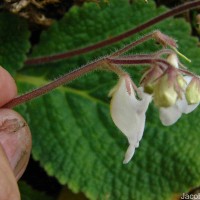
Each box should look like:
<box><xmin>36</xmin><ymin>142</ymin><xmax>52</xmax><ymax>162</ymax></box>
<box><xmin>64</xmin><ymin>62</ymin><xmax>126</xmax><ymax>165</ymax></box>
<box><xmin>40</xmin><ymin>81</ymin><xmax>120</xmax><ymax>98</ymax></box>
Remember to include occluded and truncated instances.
<box><xmin>19</xmin><ymin>181</ymin><xmax>54</xmax><ymax>200</ymax></box>
<box><xmin>0</xmin><ymin>13</ymin><xmax>30</xmax><ymax>75</ymax></box>
<box><xmin>14</xmin><ymin>0</ymin><xmax>200</xmax><ymax>200</ymax></box>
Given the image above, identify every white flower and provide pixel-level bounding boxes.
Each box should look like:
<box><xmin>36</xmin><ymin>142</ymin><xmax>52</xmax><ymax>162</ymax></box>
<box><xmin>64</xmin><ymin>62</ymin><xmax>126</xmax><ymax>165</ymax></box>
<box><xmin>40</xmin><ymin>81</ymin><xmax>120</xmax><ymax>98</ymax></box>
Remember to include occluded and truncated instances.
<box><xmin>159</xmin><ymin>76</ymin><xmax>199</xmax><ymax>126</ymax></box>
<box><xmin>110</xmin><ymin>75</ymin><xmax>151</xmax><ymax>164</ymax></box>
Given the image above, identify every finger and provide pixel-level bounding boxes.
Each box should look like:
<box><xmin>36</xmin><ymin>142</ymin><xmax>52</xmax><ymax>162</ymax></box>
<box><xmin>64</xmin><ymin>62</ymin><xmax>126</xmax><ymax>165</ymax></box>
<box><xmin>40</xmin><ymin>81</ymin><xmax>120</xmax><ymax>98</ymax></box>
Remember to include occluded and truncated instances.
<box><xmin>0</xmin><ymin>109</ymin><xmax>32</xmax><ymax>180</ymax></box>
<box><xmin>0</xmin><ymin>144</ymin><xmax>20</xmax><ymax>200</ymax></box>
<box><xmin>0</xmin><ymin>66</ymin><xmax>17</xmax><ymax>107</ymax></box>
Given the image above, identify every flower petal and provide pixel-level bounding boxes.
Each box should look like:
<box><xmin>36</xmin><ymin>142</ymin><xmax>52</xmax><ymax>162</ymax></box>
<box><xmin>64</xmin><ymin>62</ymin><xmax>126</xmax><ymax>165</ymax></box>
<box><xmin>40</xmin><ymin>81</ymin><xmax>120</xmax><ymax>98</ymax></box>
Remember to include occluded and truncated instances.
<box><xmin>159</xmin><ymin>75</ymin><xmax>199</xmax><ymax>126</ymax></box>
<box><xmin>137</xmin><ymin>87</ymin><xmax>152</xmax><ymax>113</ymax></box>
<box><xmin>110</xmin><ymin>76</ymin><xmax>151</xmax><ymax>163</ymax></box>
<box><xmin>123</xmin><ymin>144</ymin><xmax>136</xmax><ymax>164</ymax></box>
<box><xmin>177</xmin><ymin>95</ymin><xmax>199</xmax><ymax>114</ymax></box>
<box><xmin>159</xmin><ymin>104</ymin><xmax>182</xmax><ymax>126</ymax></box>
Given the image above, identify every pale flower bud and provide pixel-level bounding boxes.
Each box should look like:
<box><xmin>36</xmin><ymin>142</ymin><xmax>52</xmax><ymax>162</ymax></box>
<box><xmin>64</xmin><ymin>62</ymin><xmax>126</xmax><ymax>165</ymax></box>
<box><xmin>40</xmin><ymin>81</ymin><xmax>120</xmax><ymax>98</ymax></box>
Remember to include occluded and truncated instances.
<box><xmin>167</xmin><ymin>54</ymin><xmax>179</xmax><ymax>68</ymax></box>
<box><xmin>177</xmin><ymin>75</ymin><xmax>187</xmax><ymax>89</ymax></box>
<box><xmin>159</xmin><ymin>76</ymin><xmax>199</xmax><ymax>126</ymax></box>
<box><xmin>186</xmin><ymin>77</ymin><xmax>200</xmax><ymax>104</ymax></box>
<box><xmin>110</xmin><ymin>75</ymin><xmax>151</xmax><ymax>163</ymax></box>
<box><xmin>153</xmin><ymin>74</ymin><xmax>178</xmax><ymax>107</ymax></box>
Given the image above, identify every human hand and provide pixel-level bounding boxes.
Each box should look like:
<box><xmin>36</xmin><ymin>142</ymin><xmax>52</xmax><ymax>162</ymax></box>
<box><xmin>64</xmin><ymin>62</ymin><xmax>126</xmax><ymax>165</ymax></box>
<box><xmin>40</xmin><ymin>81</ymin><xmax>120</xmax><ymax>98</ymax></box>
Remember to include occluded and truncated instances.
<box><xmin>0</xmin><ymin>67</ymin><xmax>32</xmax><ymax>200</ymax></box>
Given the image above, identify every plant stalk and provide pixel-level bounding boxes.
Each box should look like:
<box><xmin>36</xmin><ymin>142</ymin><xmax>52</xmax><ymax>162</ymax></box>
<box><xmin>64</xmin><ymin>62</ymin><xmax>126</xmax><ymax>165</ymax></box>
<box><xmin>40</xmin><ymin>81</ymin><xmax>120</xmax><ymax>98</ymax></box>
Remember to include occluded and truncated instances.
<box><xmin>3</xmin><ymin>59</ymin><xmax>105</xmax><ymax>108</ymax></box>
<box><xmin>25</xmin><ymin>0</ymin><xmax>200</xmax><ymax>65</ymax></box>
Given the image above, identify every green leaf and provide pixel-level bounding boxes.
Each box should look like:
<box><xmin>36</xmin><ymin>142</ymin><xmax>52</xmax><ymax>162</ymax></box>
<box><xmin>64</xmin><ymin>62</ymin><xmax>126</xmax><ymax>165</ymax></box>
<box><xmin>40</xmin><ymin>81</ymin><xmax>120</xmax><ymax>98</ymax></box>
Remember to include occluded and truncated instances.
<box><xmin>0</xmin><ymin>12</ymin><xmax>30</xmax><ymax>76</ymax></box>
<box><xmin>15</xmin><ymin>0</ymin><xmax>200</xmax><ymax>200</ymax></box>
<box><xmin>19</xmin><ymin>181</ymin><xmax>54</xmax><ymax>200</ymax></box>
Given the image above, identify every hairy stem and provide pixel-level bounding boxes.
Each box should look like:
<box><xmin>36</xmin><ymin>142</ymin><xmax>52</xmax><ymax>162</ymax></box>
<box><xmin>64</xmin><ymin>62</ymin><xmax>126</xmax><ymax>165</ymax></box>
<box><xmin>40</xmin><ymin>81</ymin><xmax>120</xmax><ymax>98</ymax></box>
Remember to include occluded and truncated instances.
<box><xmin>3</xmin><ymin>59</ymin><xmax>105</xmax><ymax>108</ymax></box>
<box><xmin>107</xmin><ymin>57</ymin><xmax>172</xmax><ymax>68</ymax></box>
<box><xmin>4</xmin><ymin>55</ymin><xmax>172</xmax><ymax>109</ymax></box>
<box><xmin>179</xmin><ymin>68</ymin><xmax>199</xmax><ymax>78</ymax></box>
<box><xmin>25</xmin><ymin>0</ymin><xmax>200</xmax><ymax>65</ymax></box>
<box><xmin>111</xmin><ymin>49</ymin><xmax>174</xmax><ymax>60</ymax></box>
<box><xmin>111</xmin><ymin>31</ymin><xmax>156</xmax><ymax>57</ymax></box>
<box><xmin>5</xmin><ymin>30</ymin><xmax>168</xmax><ymax>108</ymax></box>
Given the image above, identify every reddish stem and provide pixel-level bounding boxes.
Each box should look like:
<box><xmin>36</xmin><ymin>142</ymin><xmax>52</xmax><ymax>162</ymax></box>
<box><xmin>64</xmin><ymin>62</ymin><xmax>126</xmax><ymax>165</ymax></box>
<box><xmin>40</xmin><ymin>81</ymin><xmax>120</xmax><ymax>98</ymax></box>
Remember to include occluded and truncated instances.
<box><xmin>179</xmin><ymin>68</ymin><xmax>199</xmax><ymax>78</ymax></box>
<box><xmin>5</xmin><ymin>29</ymin><xmax>166</xmax><ymax>108</ymax></box>
<box><xmin>3</xmin><ymin>59</ymin><xmax>105</xmax><ymax>108</ymax></box>
<box><xmin>25</xmin><ymin>0</ymin><xmax>200</xmax><ymax>65</ymax></box>
<box><xmin>107</xmin><ymin>57</ymin><xmax>171</xmax><ymax>67</ymax></box>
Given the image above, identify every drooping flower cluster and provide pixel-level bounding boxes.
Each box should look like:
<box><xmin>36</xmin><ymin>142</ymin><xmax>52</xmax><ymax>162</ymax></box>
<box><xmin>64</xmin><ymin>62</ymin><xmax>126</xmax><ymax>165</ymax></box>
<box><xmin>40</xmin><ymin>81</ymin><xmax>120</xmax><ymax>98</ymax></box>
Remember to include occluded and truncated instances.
<box><xmin>109</xmin><ymin>53</ymin><xmax>200</xmax><ymax>163</ymax></box>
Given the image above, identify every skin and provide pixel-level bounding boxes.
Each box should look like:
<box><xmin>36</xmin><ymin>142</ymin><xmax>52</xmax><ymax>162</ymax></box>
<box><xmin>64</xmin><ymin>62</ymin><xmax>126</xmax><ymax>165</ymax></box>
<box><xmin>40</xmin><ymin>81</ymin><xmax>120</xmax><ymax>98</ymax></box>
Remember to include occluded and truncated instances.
<box><xmin>0</xmin><ymin>67</ymin><xmax>17</xmax><ymax>107</ymax></box>
<box><xmin>0</xmin><ymin>66</ymin><xmax>32</xmax><ymax>200</ymax></box>
<box><xmin>0</xmin><ymin>145</ymin><xmax>20</xmax><ymax>200</ymax></box>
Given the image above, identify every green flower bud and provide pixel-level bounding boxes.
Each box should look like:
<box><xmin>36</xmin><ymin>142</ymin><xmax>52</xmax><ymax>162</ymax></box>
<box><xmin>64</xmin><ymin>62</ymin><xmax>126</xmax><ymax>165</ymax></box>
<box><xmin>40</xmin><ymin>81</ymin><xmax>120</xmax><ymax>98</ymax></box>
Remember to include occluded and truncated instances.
<box><xmin>153</xmin><ymin>74</ymin><xmax>178</xmax><ymax>107</ymax></box>
<box><xmin>186</xmin><ymin>78</ymin><xmax>200</xmax><ymax>104</ymax></box>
